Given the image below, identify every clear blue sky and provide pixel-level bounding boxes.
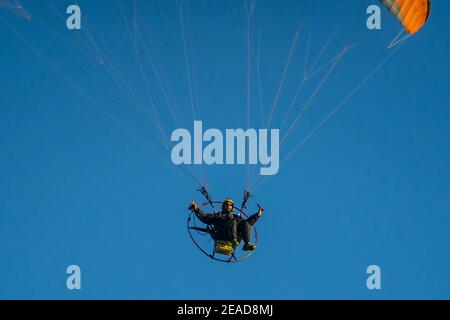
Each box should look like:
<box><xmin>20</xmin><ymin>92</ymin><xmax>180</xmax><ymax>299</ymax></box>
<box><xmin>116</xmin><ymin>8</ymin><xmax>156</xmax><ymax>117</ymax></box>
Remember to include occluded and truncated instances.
<box><xmin>0</xmin><ymin>0</ymin><xmax>449</xmax><ymax>299</ymax></box>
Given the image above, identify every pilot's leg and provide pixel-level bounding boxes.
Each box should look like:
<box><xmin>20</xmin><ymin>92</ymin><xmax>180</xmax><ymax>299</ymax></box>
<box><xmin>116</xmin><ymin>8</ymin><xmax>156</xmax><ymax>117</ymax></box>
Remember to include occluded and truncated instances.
<box><xmin>238</xmin><ymin>220</ymin><xmax>252</xmax><ymax>244</ymax></box>
<box><xmin>230</xmin><ymin>219</ymin><xmax>238</xmax><ymax>241</ymax></box>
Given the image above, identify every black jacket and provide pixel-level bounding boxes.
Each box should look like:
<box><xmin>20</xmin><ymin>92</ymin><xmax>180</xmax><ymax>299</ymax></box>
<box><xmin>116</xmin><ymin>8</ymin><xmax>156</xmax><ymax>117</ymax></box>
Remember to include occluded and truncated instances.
<box><xmin>193</xmin><ymin>207</ymin><xmax>260</xmax><ymax>241</ymax></box>
<box><xmin>194</xmin><ymin>207</ymin><xmax>237</xmax><ymax>229</ymax></box>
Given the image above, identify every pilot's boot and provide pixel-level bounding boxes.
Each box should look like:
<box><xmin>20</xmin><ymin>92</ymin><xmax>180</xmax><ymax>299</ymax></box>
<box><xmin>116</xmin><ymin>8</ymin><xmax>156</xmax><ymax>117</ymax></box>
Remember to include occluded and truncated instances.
<box><xmin>243</xmin><ymin>242</ymin><xmax>256</xmax><ymax>251</ymax></box>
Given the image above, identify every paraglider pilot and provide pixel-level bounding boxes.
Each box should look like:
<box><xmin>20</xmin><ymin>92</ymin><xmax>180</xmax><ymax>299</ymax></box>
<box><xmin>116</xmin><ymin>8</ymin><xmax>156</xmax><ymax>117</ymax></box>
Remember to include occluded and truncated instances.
<box><xmin>188</xmin><ymin>198</ymin><xmax>263</xmax><ymax>251</ymax></box>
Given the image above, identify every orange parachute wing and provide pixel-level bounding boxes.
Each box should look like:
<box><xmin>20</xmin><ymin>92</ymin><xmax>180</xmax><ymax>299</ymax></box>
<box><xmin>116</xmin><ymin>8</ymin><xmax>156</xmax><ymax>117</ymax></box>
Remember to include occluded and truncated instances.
<box><xmin>380</xmin><ymin>0</ymin><xmax>431</xmax><ymax>34</ymax></box>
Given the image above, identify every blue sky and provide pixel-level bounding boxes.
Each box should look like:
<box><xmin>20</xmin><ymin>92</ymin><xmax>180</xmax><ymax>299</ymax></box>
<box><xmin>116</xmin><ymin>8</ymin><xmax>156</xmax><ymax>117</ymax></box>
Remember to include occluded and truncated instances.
<box><xmin>0</xmin><ymin>0</ymin><xmax>449</xmax><ymax>299</ymax></box>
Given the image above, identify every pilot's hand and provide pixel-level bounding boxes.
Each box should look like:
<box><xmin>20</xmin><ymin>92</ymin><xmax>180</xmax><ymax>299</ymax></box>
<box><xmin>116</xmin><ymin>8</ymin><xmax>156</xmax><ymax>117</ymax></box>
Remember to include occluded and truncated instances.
<box><xmin>257</xmin><ymin>206</ymin><xmax>264</xmax><ymax>216</ymax></box>
<box><xmin>188</xmin><ymin>200</ymin><xmax>198</xmax><ymax>211</ymax></box>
